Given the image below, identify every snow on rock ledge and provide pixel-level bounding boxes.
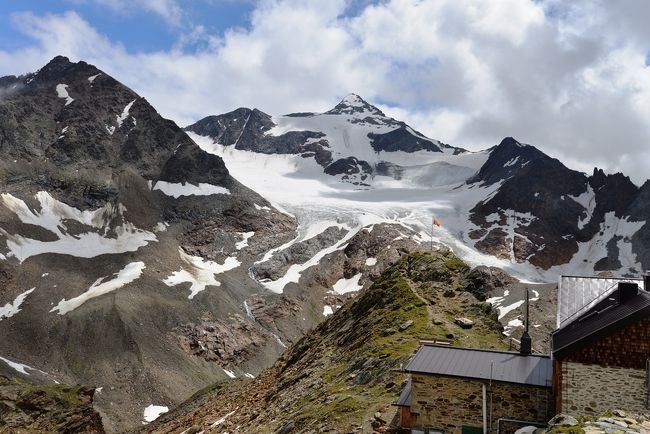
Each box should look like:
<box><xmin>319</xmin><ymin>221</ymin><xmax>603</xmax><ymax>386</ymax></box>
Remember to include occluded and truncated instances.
<box><xmin>152</xmin><ymin>180</ymin><xmax>230</xmax><ymax>198</ymax></box>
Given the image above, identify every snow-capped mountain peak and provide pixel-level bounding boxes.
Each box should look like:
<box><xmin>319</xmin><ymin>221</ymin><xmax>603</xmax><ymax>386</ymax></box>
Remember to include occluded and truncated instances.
<box><xmin>325</xmin><ymin>93</ymin><xmax>386</xmax><ymax>117</ymax></box>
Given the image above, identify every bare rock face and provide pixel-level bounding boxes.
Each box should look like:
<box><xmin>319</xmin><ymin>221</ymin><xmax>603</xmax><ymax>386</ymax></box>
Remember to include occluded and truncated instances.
<box><xmin>0</xmin><ymin>376</ymin><xmax>104</xmax><ymax>433</ymax></box>
<box><xmin>463</xmin><ymin>265</ymin><xmax>518</xmax><ymax>301</ymax></box>
<box><xmin>251</xmin><ymin>226</ymin><xmax>347</xmax><ymax>281</ymax></box>
<box><xmin>246</xmin><ymin>295</ymin><xmax>301</xmax><ymax>330</ymax></box>
<box><xmin>175</xmin><ymin>315</ymin><xmax>273</xmax><ymax>366</ymax></box>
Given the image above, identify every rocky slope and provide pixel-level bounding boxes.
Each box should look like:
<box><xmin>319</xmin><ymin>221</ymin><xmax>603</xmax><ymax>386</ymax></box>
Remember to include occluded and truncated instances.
<box><xmin>143</xmin><ymin>250</ymin><xmax>533</xmax><ymax>434</ymax></box>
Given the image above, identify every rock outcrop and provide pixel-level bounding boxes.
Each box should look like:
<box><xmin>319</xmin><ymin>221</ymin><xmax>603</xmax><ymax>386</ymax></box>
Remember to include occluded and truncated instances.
<box><xmin>0</xmin><ymin>376</ymin><xmax>104</xmax><ymax>433</ymax></box>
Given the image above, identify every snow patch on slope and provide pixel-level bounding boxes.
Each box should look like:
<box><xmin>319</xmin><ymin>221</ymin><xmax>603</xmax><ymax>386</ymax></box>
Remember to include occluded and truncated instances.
<box><xmin>55</xmin><ymin>84</ymin><xmax>73</xmax><ymax>106</ymax></box>
<box><xmin>143</xmin><ymin>405</ymin><xmax>168</xmax><ymax>423</ymax></box>
<box><xmin>51</xmin><ymin>262</ymin><xmax>146</xmax><ymax>314</ymax></box>
<box><xmin>548</xmin><ymin>211</ymin><xmax>645</xmax><ymax>276</ymax></box>
<box><xmin>569</xmin><ymin>184</ymin><xmax>596</xmax><ymax>230</ymax></box>
<box><xmin>235</xmin><ymin>231</ymin><xmax>255</xmax><ymax>250</ymax></box>
<box><xmin>331</xmin><ymin>273</ymin><xmax>363</xmax><ymax>294</ymax></box>
<box><xmin>116</xmin><ymin>99</ymin><xmax>136</xmax><ymax>128</ymax></box>
<box><xmin>163</xmin><ymin>248</ymin><xmax>240</xmax><ymax>299</ymax></box>
<box><xmin>259</xmin><ymin>222</ymin><xmax>358</xmax><ymax>294</ymax></box>
<box><xmin>0</xmin><ymin>288</ymin><xmax>35</xmax><ymax>321</ymax></box>
<box><xmin>0</xmin><ymin>356</ymin><xmax>40</xmax><ymax>376</ymax></box>
<box><xmin>0</xmin><ymin>192</ymin><xmax>156</xmax><ymax>262</ymax></box>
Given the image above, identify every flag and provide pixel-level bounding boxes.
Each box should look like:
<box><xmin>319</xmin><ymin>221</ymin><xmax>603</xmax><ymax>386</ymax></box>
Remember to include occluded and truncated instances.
<box><xmin>433</xmin><ymin>216</ymin><xmax>441</xmax><ymax>227</ymax></box>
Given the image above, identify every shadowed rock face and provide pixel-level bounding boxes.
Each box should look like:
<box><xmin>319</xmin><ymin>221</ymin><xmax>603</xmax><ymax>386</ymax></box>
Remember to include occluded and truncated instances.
<box><xmin>369</xmin><ymin>125</ymin><xmax>443</xmax><ymax>153</ymax></box>
<box><xmin>0</xmin><ymin>376</ymin><xmax>105</xmax><ymax>433</ymax></box>
<box><xmin>186</xmin><ymin>108</ymin><xmax>330</xmax><ymax>161</ymax></box>
<box><xmin>0</xmin><ymin>57</ymin><xmax>304</xmax><ymax>432</ymax></box>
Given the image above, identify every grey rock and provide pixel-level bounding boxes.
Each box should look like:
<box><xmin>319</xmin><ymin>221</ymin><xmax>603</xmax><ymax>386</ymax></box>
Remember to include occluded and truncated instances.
<box><xmin>548</xmin><ymin>414</ymin><xmax>579</xmax><ymax>427</ymax></box>
<box><xmin>455</xmin><ymin>317</ymin><xmax>474</xmax><ymax>329</ymax></box>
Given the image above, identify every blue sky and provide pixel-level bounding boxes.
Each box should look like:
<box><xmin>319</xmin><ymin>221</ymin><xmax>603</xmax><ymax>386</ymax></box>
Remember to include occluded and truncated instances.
<box><xmin>0</xmin><ymin>0</ymin><xmax>255</xmax><ymax>52</ymax></box>
<box><xmin>1</xmin><ymin>0</ymin><xmax>650</xmax><ymax>184</ymax></box>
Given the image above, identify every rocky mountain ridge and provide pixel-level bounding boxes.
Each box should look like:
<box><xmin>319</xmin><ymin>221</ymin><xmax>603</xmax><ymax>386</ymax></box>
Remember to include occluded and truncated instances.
<box><xmin>187</xmin><ymin>100</ymin><xmax>650</xmax><ymax>278</ymax></box>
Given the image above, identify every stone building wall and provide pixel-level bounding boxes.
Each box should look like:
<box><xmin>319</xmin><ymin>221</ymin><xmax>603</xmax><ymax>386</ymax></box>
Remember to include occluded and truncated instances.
<box><xmin>561</xmin><ymin>361</ymin><xmax>649</xmax><ymax>415</ymax></box>
<box><xmin>410</xmin><ymin>374</ymin><xmax>553</xmax><ymax>433</ymax></box>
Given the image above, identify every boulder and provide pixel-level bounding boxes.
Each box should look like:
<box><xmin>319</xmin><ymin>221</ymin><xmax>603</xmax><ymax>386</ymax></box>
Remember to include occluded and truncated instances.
<box><xmin>455</xmin><ymin>317</ymin><xmax>474</xmax><ymax>329</ymax></box>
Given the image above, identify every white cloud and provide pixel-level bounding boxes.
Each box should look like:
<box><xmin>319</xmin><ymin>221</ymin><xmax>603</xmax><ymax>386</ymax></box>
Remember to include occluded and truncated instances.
<box><xmin>1</xmin><ymin>0</ymin><xmax>650</xmax><ymax>185</ymax></box>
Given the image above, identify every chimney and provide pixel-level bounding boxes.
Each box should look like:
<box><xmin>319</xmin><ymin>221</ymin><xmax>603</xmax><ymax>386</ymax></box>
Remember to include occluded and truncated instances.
<box><xmin>520</xmin><ymin>289</ymin><xmax>532</xmax><ymax>356</ymax></box>
<box><xmin>618</xmin><ymin>282</ymin><xmax>639</xmax><ymax>303</ymax></box>
<box><xmin>644</xmin><ymin>273</ymin><xmax>650</xmax><ymax>292</ymax></box>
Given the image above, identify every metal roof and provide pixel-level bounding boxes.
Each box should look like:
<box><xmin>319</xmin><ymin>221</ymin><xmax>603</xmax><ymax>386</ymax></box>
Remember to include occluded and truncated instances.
<box><xmin>394</xmin><ymin>379</ymin><xmax>411</xmax><ymax>407</ymax></box>
<box><xmin>405</xmin><ymin>345</ymin><xmax>552</xmax><ymax>387</ymax></box>
<box><xmin>557</xmin><ymin>276</ymin><xmax>645</xmax><ymax>329</ymax></box>
<box><xmin>553</xmin><ymin>290</ymin><xmax>650</xmax><ymax>357</ymax></box>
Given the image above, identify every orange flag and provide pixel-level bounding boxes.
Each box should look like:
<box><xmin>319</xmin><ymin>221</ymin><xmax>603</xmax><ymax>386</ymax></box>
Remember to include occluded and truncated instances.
<box><xmin>433</xmin><ymin>216</ymin><xmax>442</xmax><ymax>227</ymax></box>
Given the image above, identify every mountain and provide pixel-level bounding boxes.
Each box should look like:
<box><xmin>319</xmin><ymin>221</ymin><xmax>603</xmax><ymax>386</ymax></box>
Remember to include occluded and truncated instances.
<box><xmin>186</xmin><ymin>94</ymin><xmax>464</xmax><ymax>186</ymax></box>
<box><xmin>467</xmin><ymin>138</ymin><xmax>649</xmax><ymax>272</ymax></box>
<box><xmin>0</xmin><ymin>56</ymin><xmax>294</xmax><ymax>431</ymax></box>
<box><xmin>187</xmin><ymin>100</ymin><xmax>650</xmax><ymax>278</ymax></box>
<box><xmin>0</xmin><ymin>59</ymin><xmax>435</xmax><ymax>432</ymax></box>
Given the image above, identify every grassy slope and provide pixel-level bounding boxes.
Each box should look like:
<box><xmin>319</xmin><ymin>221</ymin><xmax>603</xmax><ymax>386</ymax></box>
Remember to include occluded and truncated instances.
<box><xmin>146</xmin><ymin>250</ymin><xmax>508</xmax><ymax>434</ymax></box>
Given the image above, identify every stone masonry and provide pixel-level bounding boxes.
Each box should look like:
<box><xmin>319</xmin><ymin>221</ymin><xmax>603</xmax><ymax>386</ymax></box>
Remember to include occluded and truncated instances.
<box><xmin>410</xmin><ymin>374</ymin><xmax>553</xmax><ymax>433</ymax></box>
<box><xmin>561</xmin><ymin>361</ymin><xmax>648</xmax><ymax>416</ymax></box>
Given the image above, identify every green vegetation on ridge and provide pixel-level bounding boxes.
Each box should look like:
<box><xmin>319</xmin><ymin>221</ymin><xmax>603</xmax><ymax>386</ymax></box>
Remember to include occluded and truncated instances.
<box><xmin>144</xmin><ymin>250</ymin><xmax>509</xmax><ymax>434</ymax></box>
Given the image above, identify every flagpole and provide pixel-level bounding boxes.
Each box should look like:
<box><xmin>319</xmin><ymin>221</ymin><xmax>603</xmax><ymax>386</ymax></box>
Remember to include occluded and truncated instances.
<box><xmin>431</xmin><ymin>219</ymin><xmax>433</xmax><ymax>251</ymax></box>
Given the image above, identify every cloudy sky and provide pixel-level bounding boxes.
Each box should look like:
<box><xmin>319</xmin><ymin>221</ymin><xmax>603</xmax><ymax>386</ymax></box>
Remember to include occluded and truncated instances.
<box><xmin>1</xmin><ymin>0</ymin><xmax>649</xmax><ymax>185</ymax></box>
